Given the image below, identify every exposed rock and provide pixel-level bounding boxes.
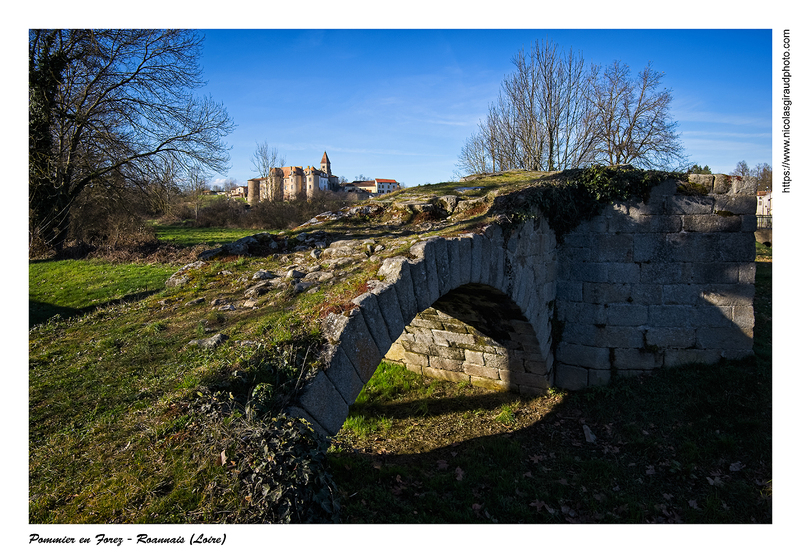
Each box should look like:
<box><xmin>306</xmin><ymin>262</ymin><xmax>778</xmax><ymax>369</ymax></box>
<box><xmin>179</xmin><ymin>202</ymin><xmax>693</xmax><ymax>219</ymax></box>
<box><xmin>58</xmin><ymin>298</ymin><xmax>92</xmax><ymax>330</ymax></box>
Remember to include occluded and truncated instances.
<box><xmin>188</xmin><ymin>333</ymin><xmax>229</xmax><ymax>349</ymax></box>
<box><xmin>165</xmin><ymin>261</ymin><xmax>206</xmax><ymax>287</ymax></box>
<box><xmin>185</xmin><ymin>297</ymin><xmax>206</xmax><ymax>306</ymax></box>
<box><xmin>252</xmin><ymin>269</ymin><xmax>277</xmax><ymax>280</ymax></box>
<box><xmin>244</xmin><ymin>281</ymin><xmax>272</xmax><ymax>297</ymax></box>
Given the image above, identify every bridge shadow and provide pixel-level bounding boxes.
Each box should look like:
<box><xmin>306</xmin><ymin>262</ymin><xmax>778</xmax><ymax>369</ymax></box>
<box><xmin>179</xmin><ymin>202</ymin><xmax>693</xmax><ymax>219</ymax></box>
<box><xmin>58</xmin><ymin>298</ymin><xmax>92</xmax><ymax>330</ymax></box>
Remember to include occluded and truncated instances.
<box><xmin>329</xmin><ymin>354</ymin><xmax>770</xmax><ymax>523</ymax></box>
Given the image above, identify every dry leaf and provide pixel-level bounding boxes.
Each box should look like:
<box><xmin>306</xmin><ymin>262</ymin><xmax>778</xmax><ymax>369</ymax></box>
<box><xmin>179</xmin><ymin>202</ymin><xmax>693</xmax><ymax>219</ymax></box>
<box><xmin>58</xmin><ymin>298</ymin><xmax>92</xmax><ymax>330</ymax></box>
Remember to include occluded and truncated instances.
<box><xmin>455</xmin><ymin>467</ymin><xmax>465</xmax><ymax>481</ymax></box>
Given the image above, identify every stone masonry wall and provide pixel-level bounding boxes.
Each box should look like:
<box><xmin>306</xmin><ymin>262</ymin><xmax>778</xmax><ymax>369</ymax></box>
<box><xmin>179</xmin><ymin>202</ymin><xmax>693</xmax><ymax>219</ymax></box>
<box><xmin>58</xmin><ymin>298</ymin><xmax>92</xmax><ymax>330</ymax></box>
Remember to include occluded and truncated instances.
<box><xmin>385</xmin><ymin>284</ymin><xmax>551</xmax><ymax>395</ymax></box>
<box><xmin>554</xmin><ymin>174</ymin><xmax>757</xmax><ymax>389</ymax></box>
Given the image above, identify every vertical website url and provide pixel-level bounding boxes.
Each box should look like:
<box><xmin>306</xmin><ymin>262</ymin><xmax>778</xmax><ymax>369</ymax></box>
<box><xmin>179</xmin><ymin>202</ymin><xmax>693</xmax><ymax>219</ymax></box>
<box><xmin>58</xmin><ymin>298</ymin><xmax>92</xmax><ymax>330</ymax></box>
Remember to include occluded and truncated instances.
<box><xmin>783</xmin><ymin>29</ymin><xmax>791</xmax><ymax>193</ymax></box>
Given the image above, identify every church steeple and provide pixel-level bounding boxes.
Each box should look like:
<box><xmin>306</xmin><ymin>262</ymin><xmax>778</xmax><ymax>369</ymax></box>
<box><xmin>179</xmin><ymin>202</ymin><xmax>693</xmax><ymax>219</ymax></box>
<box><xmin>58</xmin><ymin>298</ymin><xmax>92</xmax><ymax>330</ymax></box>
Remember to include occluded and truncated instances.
<box><xmin>320</xmin><ymin>151</ymin><xmax>331</xmax><ymax>175</ymax></box>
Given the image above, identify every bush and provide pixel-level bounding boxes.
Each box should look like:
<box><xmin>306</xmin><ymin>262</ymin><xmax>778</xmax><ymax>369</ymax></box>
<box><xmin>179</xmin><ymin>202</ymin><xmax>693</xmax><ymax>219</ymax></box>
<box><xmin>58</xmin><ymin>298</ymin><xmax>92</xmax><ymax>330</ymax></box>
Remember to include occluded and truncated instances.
<box><xmin>233</xmin><ymin>415</ymin><xmax>340</xmax><ymax>523</ymax></box>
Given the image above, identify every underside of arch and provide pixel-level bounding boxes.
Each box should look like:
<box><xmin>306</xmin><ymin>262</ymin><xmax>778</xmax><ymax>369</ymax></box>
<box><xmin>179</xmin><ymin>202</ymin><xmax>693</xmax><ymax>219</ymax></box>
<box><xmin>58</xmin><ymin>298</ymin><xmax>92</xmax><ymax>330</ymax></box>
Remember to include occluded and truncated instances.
<box><xmin>386</xmin><ymin>284</ymin><xmax>551</xmax><ymax>394</ymax></box>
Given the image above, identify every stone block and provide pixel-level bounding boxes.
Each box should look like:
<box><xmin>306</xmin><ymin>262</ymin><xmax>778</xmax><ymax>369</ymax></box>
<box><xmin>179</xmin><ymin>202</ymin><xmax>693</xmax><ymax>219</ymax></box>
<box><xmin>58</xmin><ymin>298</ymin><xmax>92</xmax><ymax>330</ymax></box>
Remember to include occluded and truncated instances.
<box><xmin>647</xmin><ymin>305</ymin><xmax>697</xmax><ymax>327</ymax></box>
<box><xmin>557</xmin><ymin>281</ymin><xmax>583</xmax><ymax>302</ymax></box>
<box><xmin>371</xmin><ymin>282</ymin><xmax>406</xmax><ymax>343</ymax></box>
<box><xmin>325</xmin><ymin>350</ymin><xmax>367</xmax><ymax>405</ymax></box>
<box><xmin>607</xmin><ymin>304</ymin><xmax>649</xmax><ymax>326</ymax></box>
<box><xmin>645</xmin><ymin>327</ymin><xmax>696</xmax><ymax>349</ymax></box>
<box><xmin>712</xmin><ymin>195</ymin><xmax>757</xmax><ymax>215</ymax></box>
<box><xmin>712</xmin><ymin>175</ymin><xmax>732</xmax><ymax>194</ymax></box>
<box><xmin>464</xmin><ymin>349</ymin><xmax>485</xmax><ymax>365</ymax></box>
<box><xmin>429</xmin><ymin>344</ymin><xmax>466</xmax><ymax>361</ymax></box>
<box><xmin>431</xmin><ymin>237</ymin><xmax>453</xmax><ymax>297</ymax></box>
<box><xmin>351</xmin><ymin>292</ymin><xmax>393</xmax><ymax>354</ymax></box>
<box><xmin>696</xmin><ymin>327</ymin><xmax>753</xmax><ymax>351</ymax></box>
<box><xmin>604</xmin><ymin>326</ymin><xmax>646</xmax><ymax>349</ymax></box>
<box><xmin>297</xmin><ymin>371</ymin><xmax>349</xmax><ymax>436</ymax></box>
<box><xmin>664</xmin><ymin>348</ymin><xmax>722</xmax><ymax>367</ymax></box>
<box><xmin>696</xmin><ymin>305</ymin><xmax>734</xmax><ymax>327</ymax></box>
<box><xmin>740</xmin><ymin>215</ymin><xmax>757</xmax><ymax>232</ymax></box>
<box><xmin>607</xmin><ymin>262</ymin><xmax>640</xmax><ymax>284</ymax></box>
<box><xmin>629</xmin><ymin>284</ymin><xmax>663</xmax><ymax>304</ymax></box>
<box><xmin>556</xmin><ymin>343</ymin><xmax>610</xmax><ymax>370</ymax></box>
<box><xmin>688</xmin><ymin>174</ymin><xmax>714</xmax><ymax>188</ymax></box>
<box><xmin>464</xmin><ymin>363</ymin><xmax>499</xmax><ymax>380</ymax></box>
<box><xmin>432</xmin><ymin>328</ymin><xmax>476</xmax><ymax>347</ymax></box>
<box><xmin>571</xmin><ymin>262</ymin><xmax>609</xmax><ymax>283</ymax></box>
<box><xmin>407</xmin><ymin>257</ymin><xmax>433</xmax><ymax>313</ymax></box>
<box><xmin>739</xmin><ymin>263</ymin><xmax>756</xmax><ymax>284</ymax></box>
<box><xmin>483</xmin><ymin>351</ymin><xmax>511</xmax><ymax>369</ymax></box>
<box><xmin>588</xmin><ymin>369</ymin><xmax>612</xmax><ymax>387</ymax></box>
<box><xmin>667</xmin><ymin>195</ymin><xmax>715</xmax><ymax>215</ymax></box>
<box><xmin>377</xmin><ymin>256</ymin><xmax>419</xmax><ymax>326</ymax></box>
<box><xmin>717</xmin><ymin>233</ymin><xmax>755</xmax><ymax>262</ymax></box>
<box><xmin>555</xmin><ymin>363</ymin><xmax>588</xmax><ymax>390</ymax></box>
<box><xmin>583</xmin><ymin>282</ymin><xmax>633</xmax><ymax>304</ymax></box>
<box><xmin>683</xmin><ymin>214</ymin><xmax>742</xmax><ymax>233</ymax></box>
<box><xmin>595</xmin><ymin>233</ymin><xmax>634</xmax><ymax>262</ymax></box>
<box><xmin>733</xmin><ymin>305</ymin><xmax>755</xmax><ymax>331</ymax></box>
<box><xmin>457</xmin><ymin>235</ymin><xmax>474</xmax><ymax>285</ymax></box>
<box><xmin>403</xmin><ymin>351</ymin><xmax>430</xmax><ymax>367</ymax></box>
<box><xmin>429</xmin><ymin>356</ymin><xmax>462</xmax><ymax>371</ymax></box>
<box><xmin>413</xmin><ymin>239</ymin><xmax>441</xmax><ymax>305</ymax></box>
<box><xmin>339</xmin><ymin>308</ymin><xmax>383</xmax><ymax>384</ymax></box>
<box><xmin>469</xmin><ymin>233</ymin><xmax>485</xmax><ymax>285</ymax></box>
<box><xmin>730</xmin><ymin>175</ymin><xmax>757</xmax><ymax>195</ymax></box>
<box><xmin>639</xmin><ymin>262</ymin><xmax>689</xmax><ymax>284</ymax></box>
<box><xmin>662</xmin><ymin>284</ymin><xmax>703</xmax><ymax>305</ymax></box>
<box><xmin>499</xmin><ymin>370</ymin><xmax>550</xmax><ymax>389</ymax></box>
<box><xmin>422</xmin><ymin>366</ymin><xmax>470</xmax><ymax>384</ymax></box>
<box><xmin>700</xmin><ymin>284</ymin><xmax>755</xmax><ymax>306</ymax></box>
<box><xmin>613</xmin><ymin>348</ymin><xmax>662</xmax><ymax>370</ymax></box>
<box><xmin>690</xmin><ymin>263</ymin><xmax>740</xmax><ymax>285</ymax></box>
<box><xmin>445</xmin><ymin>237</ymin><xmax>463</xmax><ymax>290</ymax></box>
<box><xmin>524</xmin><ymin>358</ymin><xmax>548</xmax><ymax>375</ymax></box>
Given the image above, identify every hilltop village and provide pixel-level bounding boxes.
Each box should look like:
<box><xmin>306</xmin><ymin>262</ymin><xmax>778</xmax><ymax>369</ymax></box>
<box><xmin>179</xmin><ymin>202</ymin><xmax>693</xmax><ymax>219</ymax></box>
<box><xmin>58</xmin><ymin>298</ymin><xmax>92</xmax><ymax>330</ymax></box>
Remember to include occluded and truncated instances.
<box><xmin>240</xmin><ymin>151</ymin><xmax>400</xmax><ymax>203</ymax></box>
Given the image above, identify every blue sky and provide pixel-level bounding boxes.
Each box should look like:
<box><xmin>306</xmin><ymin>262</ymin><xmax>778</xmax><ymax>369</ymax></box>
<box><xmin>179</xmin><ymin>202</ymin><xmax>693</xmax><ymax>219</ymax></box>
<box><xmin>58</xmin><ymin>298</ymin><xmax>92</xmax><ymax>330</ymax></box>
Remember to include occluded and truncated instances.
<box><xmin>197</xmin><ymin>28</ymin><xmax>772</xmax><ymax>189</ymax></box>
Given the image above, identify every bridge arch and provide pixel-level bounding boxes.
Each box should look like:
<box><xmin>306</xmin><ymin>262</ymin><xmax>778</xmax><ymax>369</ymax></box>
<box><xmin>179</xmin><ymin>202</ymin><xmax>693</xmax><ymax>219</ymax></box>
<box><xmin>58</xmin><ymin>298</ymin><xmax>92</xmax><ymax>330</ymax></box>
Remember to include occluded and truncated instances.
<box><xmin>287</xmin><ymin>218</ymin><xmax>558</xmax><ymax>436</ymax></box>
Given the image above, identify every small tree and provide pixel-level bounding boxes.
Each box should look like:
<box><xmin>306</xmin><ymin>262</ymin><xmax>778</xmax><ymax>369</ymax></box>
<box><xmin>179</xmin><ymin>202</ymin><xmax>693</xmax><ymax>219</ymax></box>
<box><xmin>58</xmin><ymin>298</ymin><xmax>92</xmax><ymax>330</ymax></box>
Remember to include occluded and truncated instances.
<box><xmin>688</xmin><ymin>164</ymin><xmax>712</xmax><ymax>174</ymax></box>
<box><xmin>753</xmin><ymin>163</ymin><xmax>772</xmax><ymax>191</ymax></box>
<box><xmin>733</xmin><ymin>160</ymin><xmax>751</xmax><ymax>177</ymax></box>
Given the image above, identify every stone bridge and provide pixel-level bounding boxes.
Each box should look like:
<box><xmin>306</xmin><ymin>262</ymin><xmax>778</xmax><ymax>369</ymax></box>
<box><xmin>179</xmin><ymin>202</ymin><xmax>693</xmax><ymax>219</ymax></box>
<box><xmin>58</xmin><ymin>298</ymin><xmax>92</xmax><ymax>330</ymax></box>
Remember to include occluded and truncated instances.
<box><xmin>286</xmin><ymin>175</ymin><xmax>757</xmax><ymax>436</ymax></box>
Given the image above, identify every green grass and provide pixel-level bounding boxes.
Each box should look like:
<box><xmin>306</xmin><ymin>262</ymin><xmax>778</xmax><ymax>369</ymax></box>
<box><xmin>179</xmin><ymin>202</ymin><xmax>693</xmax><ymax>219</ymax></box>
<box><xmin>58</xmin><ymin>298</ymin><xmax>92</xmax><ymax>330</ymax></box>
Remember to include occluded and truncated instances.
<box><xmin>151</xmin><ymin>224</ymin><xmax>276</xmax><ymax>247</ymax></box>
<box><xmin>29</xmin><ymin>259</ymin><xmax>181</xmax><ymax>326</ymax></box>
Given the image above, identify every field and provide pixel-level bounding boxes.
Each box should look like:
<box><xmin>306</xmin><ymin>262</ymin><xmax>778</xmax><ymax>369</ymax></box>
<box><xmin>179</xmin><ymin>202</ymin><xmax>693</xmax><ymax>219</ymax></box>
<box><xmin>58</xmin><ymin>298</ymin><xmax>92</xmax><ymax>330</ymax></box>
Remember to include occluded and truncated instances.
<box><xmin>151</xmin><ymin>224</ymin><xmax>276</xmax><ymax>247</ymax></box>
<box><xmin>27</xmin><ymin>234</ymin><xmax>772</xmax><ymax>524</ymax></box>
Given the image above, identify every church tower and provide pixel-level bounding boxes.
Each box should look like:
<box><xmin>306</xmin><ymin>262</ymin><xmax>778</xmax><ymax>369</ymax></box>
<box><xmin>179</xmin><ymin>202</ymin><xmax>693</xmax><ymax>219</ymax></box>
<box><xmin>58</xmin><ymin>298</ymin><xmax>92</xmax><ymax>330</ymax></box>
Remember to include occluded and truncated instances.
<box><xmin>320</xmin><ymin>151</ymin><xmax>331</xmax><ymax>175</ymax></box>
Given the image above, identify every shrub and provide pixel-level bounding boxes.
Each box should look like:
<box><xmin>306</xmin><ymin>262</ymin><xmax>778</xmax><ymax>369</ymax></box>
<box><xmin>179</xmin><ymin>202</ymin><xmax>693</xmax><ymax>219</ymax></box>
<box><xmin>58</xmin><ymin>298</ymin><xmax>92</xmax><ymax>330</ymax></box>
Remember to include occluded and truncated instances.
<box><xmin>232</xmin><ymin>415</ymin><xmax>340</xmax><ymax>523</ymax></box>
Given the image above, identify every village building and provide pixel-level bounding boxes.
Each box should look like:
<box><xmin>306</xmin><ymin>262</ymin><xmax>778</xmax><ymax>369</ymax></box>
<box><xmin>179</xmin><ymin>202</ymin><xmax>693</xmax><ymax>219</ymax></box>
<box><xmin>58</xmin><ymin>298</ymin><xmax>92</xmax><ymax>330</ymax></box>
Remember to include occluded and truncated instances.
<box><xmin>247</xmin><ymin>152</ymin><xmax>340</xmax><ymax>203</ymax></box>
<box><xmin>343</xmin><ymin>178</ymin><xmax>401</xmax><ymax>196</ymax></box>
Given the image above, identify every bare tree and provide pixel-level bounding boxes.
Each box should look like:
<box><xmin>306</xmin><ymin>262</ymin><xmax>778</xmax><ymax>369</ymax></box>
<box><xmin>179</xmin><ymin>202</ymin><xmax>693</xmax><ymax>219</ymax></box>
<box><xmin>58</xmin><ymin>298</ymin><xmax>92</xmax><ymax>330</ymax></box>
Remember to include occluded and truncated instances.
<box><xmin>752</xmin><ymin>163</ymin><xmax>772</xmax><ymax>191</ymax></box>
<box><xmin>185</xmin><ymin>166</ymin><xmax>209</xmax><ymax>221</ymax></box>
<box><xmin>29</xmin><ymin>29</ymin><xmax>235</xmax><ymax>252</ymax></box>
<box><xmin>733</xmin><ymin>160</ymin><xmax>751</xmax><ymax>177</ymax></box>
<box><xmin>457</xmin><ymin>40</ymin><xmax>598</xmax><ymax>175</ymax></box>
<box><xmin>590</xmin><ymin>61</ymin><xmax>684</xmax><ymax>169</ymax></box>
<box><xmin>457</xmin><ymin>41</ymin><xmax>685</xmax><ymax>176</ymax></box>
<box><xmin>250</xmin><ymin>141</ymin><xmax>284</xmax><ymax>179</ymax></box>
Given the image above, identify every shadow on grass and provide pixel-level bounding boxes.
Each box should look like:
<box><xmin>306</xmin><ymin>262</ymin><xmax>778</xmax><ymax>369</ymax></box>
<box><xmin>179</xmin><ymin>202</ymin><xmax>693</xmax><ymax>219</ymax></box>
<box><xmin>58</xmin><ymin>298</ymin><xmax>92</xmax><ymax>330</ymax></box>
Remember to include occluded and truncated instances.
<box><xmin>329</xmin><ymin>355</ymin><xmax>771</xmax><ymax>524</ymax></box>
<box><xmin>29</xmin><ymin>289</ymin><xmax>162</xmax><ymax>328</ymax></box>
